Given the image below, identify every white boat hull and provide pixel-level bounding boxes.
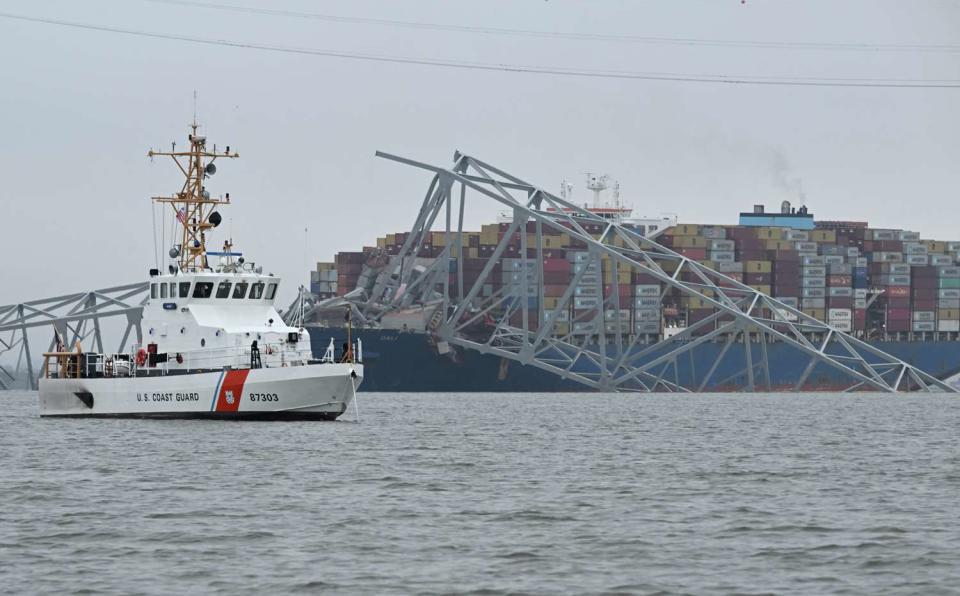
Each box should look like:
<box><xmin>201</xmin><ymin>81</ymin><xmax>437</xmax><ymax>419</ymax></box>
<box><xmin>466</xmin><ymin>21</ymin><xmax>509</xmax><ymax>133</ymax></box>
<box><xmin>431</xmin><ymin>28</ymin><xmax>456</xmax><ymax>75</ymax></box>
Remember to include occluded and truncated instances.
<box><xmin>38</xmin><ymin>363</ymin><xmax>363</xmax><ymax>420</ymax></box>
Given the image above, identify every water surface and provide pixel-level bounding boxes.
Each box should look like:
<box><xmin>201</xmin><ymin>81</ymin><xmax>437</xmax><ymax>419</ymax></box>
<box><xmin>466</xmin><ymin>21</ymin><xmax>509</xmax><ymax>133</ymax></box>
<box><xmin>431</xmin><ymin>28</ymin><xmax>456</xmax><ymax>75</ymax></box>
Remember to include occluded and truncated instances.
<box><xmin>2</xmin><ymin>391</ymin><xmax>959</xmax><ymax>594</ymax></box>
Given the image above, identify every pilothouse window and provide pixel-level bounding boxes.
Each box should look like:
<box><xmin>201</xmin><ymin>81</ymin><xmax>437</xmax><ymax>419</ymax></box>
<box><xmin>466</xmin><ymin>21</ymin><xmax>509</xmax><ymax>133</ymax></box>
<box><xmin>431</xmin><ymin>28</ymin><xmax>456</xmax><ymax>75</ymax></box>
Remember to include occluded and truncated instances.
<box><xmin>250</xmin><ymin>282</ymin><xmax>265</xmax><ymax>299</ymax></box>
<box><xmin>266</xmin><ymin>283</ymin><xmax>278</xmax><ymax>300</ymax></box>
<box><xmin>179</xmin><ymin>282</ymin><xmax>191</xmax><ymax>298</ymax></box>
<box><xmin>193</xmin><ymin>282</ymin><xmax>214</xmax><ymax>298</ymax></box>
<box><xmin>232</xmin><ymin>282</ymin><xmax>248</xmax><ymax>299</ymax></box>
<box><xmin>160</xmin><ymin>284</ymin><xmax>168</xmax><ymax>299</ymax></box>
<box><xmin>215</xmin><ymin>281</ymin><xmax>232</xmax><ymax>299</ymax></box>
<box><xmin>151</xmin><ymin>284</ymin><xmax>158</xmax><ymax>299</ymax></box>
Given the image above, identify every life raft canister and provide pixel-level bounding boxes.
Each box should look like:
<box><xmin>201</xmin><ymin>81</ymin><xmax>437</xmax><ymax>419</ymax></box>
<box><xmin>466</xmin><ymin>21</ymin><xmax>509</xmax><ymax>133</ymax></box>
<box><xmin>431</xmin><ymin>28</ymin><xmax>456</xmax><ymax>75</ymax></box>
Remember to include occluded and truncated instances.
<box><xmin>135</xmin><ymin>349</ymin><xmax>147</xmax><ymax>367</ymax></box>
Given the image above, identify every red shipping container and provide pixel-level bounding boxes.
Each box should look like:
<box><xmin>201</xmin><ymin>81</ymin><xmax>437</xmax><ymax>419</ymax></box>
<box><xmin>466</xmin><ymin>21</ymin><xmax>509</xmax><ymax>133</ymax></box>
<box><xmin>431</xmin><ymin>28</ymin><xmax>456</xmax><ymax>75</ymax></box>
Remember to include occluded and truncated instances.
<box><xmin>772</xmin><ymin>251</ymin><xmax>801</xmax><ymax>263</ymax></box>
<box><xmin>828</xmin><ymin>297</ymin><xmax>854</xmax><ymax>309</ymax></box>
<box><xmin>679</xmin><ymin>248</ymin><xmax>707</xmax><ymax>260</ymax></box>
<box><xmin>912</xmin><ymin>299</ymin><xmax>937</xmax><ymax>310</ymax></box>
<box><xmin>887</xmin><ymin>319</ymin><xmax>910</xmax><ymax>332</ymax></box>
<box><xmin>913</xmin><ymin>266</ymin><xmax>937</xmax><ymax>278</ymax></box>
<box><xmin>912</xmin><ymin>288</ymin><xmax>937</xmax><ymax>299</ymax></box>
<box><xmin>544</xmin><ymin>284</ymin><xmax>567</xmax><ymax>297</ymax></box>
<box><xmin>888</xmin><ymin>286</ymin><xmax>911</xmax><ymax>298</ymax></box>
<box><xmin>543</xmin><ymin>258</ymin><xmax>571</xmax><ymax>273</ymax></box>
<box><xmin>745</xmin><ymin>273</ymin><xmax>772</xmax><ymax>284</ymax></box>
<box><xmin>886</xmin><ymin>308</ymin><xmax>911</xmax><ymax>320</ymax></box>
<box><xmin>828</xmin><ymin>275</ymin><xmax>852</xmax><ymax>287</ymax></box>
<box><xmin>543</xmin><ymin>272</ymin><xmax>569</xmax><ymax>285</ymax></box>
<box><xmin>913</xmin><ymin>277</ymin><xmax>937</xmax><ymax>289</ymax></box>
<box><xmin>634</xmin><ymin>272</ymin><xmax>661</xmax><ymax>284</ymax></box>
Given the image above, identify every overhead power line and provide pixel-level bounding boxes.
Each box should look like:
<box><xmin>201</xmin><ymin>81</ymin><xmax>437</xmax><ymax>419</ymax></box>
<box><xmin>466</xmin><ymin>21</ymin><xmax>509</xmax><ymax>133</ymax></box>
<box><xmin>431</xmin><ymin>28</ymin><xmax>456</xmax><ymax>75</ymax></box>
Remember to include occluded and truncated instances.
<box><xmin>145</xmin><ymin>0</ymin><xmax>960</xmax><ymax>54</ymax></box>
<box><xmin>1</xmin><ymin>11</ymin><xmax>958</xmax><ymax>89</ymax></box>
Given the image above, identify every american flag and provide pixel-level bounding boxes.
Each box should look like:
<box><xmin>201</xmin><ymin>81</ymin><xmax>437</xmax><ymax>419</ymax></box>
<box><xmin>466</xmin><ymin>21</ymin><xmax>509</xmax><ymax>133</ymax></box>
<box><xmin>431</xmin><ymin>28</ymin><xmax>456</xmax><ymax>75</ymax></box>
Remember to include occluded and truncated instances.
<box><xmin>176</xmin><ymin>208</ymin><xmax>186</xmax><ymax>224</ymax></box>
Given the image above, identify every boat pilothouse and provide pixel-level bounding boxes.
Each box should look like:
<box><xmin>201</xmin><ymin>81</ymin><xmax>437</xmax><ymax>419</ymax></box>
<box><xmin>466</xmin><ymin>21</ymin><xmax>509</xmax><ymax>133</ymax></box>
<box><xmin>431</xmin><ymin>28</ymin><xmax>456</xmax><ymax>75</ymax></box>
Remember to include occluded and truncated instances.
<box><xmin>38</xmin><ymin>123</ymin><xmax>363</xmax><ymax>419</ymax></box>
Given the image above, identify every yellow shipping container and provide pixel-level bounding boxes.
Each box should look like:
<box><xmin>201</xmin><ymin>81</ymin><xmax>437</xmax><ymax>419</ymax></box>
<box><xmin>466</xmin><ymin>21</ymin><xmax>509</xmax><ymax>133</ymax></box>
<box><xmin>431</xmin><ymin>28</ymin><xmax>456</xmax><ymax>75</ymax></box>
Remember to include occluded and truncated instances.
<box><xmin>386</xmin><ymin>233</ymin><xmax>396</xmax><ymax>246</ymax></box>
<box><xmin>543</xmin><ymin>296</ymin><xmax>560</xmax><ymax>310</ymax></box>
<box><xmin>666</xmin><ymin>224</ymin><xmax>700</xmax><ymax>236</ymax></box>
<box><xmin>750</xmin><ymin>285</ymin><xmax>772</xmax><ymax>295</ymax></box>
<box><xmin>745</xmin><ymin>260</ymin><xmax>772</xmax><ymax>273</ymax></box>
<box><xmin>803</xmin><ymin>308</ymin><xmax>826</xmax><ymax>321</ymax></box>
<box><xmin>764</xmin><ymin>240</ymin><xmax>794</xmax><ymax>251</ymax></box>
<box><xmin>684</xmin><ymin>296</ymin><xmax>710</xmax><ymax>309</ymax></box>
<box><xmin>553</xmin><ymin>323</ymin><xmax>570</xmax><ymax>336</ymax></box>
<box><xmin>811</xmin><ymin>230</ymin><xmax>836</xmax><ymax>243</ymax></box>
<box><xmin>673</xmin><ymin>236</ymin><xmax>707</xmax><ymax>248</ymax></box>
<box><xmin>925</xmin><ymin>240</ymin><xmax>947</xmax><ymax>253</ymax></box>
<box><xmin>376</xmin><ymin>237</ymin><xmax>386</xmax><ymax>249</ymax></box>
<box><xmin>467</xmin><ymin>247</ymin><xmax>479</xmax><ymax>259</ymax></box>
<box><xmin>939</xmin><ymin>309</ymin><xmax>960</xmax><ymax>320</ymax></box>
<box><xmin>316</xmin><ymin>262</ymin><xmax>335</xmax><ymax>272</ymax></box>
<box><xmin>480</xmin><ymin>224</ymin><xmax>500</xmax><ymax>246</ymax></box>
<box><xmin>559</xmin><ymin>233</ymin><xmax>572</xmax><ymax>247</ymax></box>
<box><xmin>756</xmin><ymin>227</ymin><xmax>784</xmax><ymax>240</ymax></box>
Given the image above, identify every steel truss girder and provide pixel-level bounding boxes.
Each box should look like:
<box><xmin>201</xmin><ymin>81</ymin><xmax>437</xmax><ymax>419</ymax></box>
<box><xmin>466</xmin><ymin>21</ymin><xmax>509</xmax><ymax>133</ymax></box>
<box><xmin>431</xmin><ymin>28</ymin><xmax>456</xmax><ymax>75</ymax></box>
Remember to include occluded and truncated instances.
<box><xmin>0</xmin><ymin>283</ymin><xmax>148</xmax><ymax>390</ymax></box>
<box><xmin>359</xmin><ymin>151</ymin><xmax>954</xmax><ymax>393</ymax></box>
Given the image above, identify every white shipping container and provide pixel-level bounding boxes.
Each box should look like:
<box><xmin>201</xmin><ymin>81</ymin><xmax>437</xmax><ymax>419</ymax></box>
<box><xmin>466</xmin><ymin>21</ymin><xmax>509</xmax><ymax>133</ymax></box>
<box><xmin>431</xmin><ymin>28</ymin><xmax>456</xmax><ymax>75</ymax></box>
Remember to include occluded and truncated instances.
<box><xmin>802</xmin><ymin>277</ymin><xmax>825</xmax><ymax>288</ymax></box>
<box><xmin>828</xmin><ymin>308</ymin><xmax>852</xmax><ymax>320</ymax></box>
<box><xmin>876</xmin><ymin>252</ymin><xmax>904</xmax><ymax>262</ymax></box>
<box><xmin>710</xmin><ymin>251</ymin><xmax>736</xmax><ymax>263</ymax></box>
<box><xmin>938</xmin><ymin>320</ymin><xmax>960</xmax><ymax>332</ymax></box>
<box><xmin>802</xmin><ymin>266</ymin><xmax>827</xmax><ymax>277</ymax></box>
<box><xmin>636</xmin><ymin>309</ymin><xmax>660</xmax><ymax>322</ymax></box>
<box><xmin>636</xmin><ymin>321</ymin><xmax>660</xmax><ymax>334</ymax></box>
<box><xmin>574</xmin><ymin>286</ymin><xmax>598</xmax><ymax>297</ymax></box>
<box><xmin>701</xmin><ymin>226</ymin><xmax>727</xmax><ymax>240</ymax></box>
<box><xmin>717</xmin><ymin>262</ymin><xmax>744</xmax><ymax>273</ymax></box>
<box><xmin>709</xmin><ymin>239</ymin><xmax>735</xmax><ymax>251</ymax></box>
<box><xmin>774</xmin><ymin>307</ymin><xmax>800</xmax><ymax>322</ymax></box>
<box><xmin>913</xmin><ymin>321</ymin><xmax>936</xmax><ymax>332</ymax></box>
<box><xmin>802</xmin><ymin>287</ymin><xmax>826</xmax><ymax>298</ymax></box>
<box><xmin>824</xmin><ymin>255</ymin><xmax>845</xmax><ymax>265</ymax></box>
<box><xmin>854</xmin><ymin>298</ymin><xmax>867</xmax><ymax>309</ymax></box>
<box><xmin>888</xmin><ymin>263</ymin><xmax>911</xmax><ymax>275</ymax></box>
<box><xmin>904</xmin><ymin>242</ymin><xmax>928</xmax><ymax>255</ymax></box>
<box><xmin>931</xmin><ymin>255</ymin><xmax>954</xmax><ymax>265</ymax></box>
<box><xmin>912</xmin><ymin>311</ymin><xmax>936</xmax><ymax>322</ymax></box>
<box><xmin>828</xmin><ymin>287</ymin><xmax>853</xmax><ymax>297</ymax></box>
<box><xmin>906</xmin><ymin>255</ymin><xmax>929</xmax><ymax>266</ymax></box>
<box><xmin>855</xmin><ymin>288</ymin><xmax>868</xmax><ymax>299</ymax></box>
<box><xmin>604</xmin><ymin>309</ymin><xmax>631</xmax><ymax>320</ymax></box>
<box><xmin>802</xmin><ymin>298</ymin><xmax>826</xmax><ymax>308</ymax></box>
<box><xmin>785</xmin><ymin>230</ymin><xmax>809</xmax><ymax>241</ymax></box>
<box><xmin>574</xmin><ymin>296</ymin><xmax>599</xmax><ymax>309</ymax></box>
<box><xmin>829</xmin><ymin>263</ymin><xmax>853</xmax><ymax>275</ymax></box>
<box><xmin>776</xmin><ymin>297</ymin><xmax>799</xmax><ymax>307</ymax></box>
<box><xmin>898</xmin><ymin>230</ymin><xmax>920</xmax><ymax>241</ymax></box>
<box><xmin>871</xmin><ymin>229</ymin><xmax>897</xmax><ymax>241</ymax></box>
<box><xmin>635</xmin><ymin>296</ymin><xmax>660</xmax><ymax>308</ymax></box>
<box><xmin>938</xmin><ymin>289</ymin><xmax>960</xmax><ymax>299</ymax></box>
<box><xmin>544</xmin><ymin>309</ymin><xmax>570</xmax><ymax>322</ymax></box>
<box><xmin>939</xmin><ymin>267</ymin><xmax>960</xmax><ymax>278</ymax></box>
<box><xmin>802</xmin><ymin>256</ymin><xmax>826</xmax><ymax>266</ymax></box>
<box><xmin>795</xmin><ymin>242</ymin><xmax>818</xmax><ymax>252</ymax></box>
<box><xmin>635</xmin><ymin>284</ymin><xmax>660</xmax><ymax>297</ymax></box>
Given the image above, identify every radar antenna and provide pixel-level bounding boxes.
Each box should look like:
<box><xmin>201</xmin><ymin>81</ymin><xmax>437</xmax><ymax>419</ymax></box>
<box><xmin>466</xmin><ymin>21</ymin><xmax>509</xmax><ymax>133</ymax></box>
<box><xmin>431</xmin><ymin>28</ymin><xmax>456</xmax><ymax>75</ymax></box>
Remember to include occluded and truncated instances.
<box><xmin>148</xmin><ymin>124</ymin><xmax>238</xmax><ymax>272</ymax></box>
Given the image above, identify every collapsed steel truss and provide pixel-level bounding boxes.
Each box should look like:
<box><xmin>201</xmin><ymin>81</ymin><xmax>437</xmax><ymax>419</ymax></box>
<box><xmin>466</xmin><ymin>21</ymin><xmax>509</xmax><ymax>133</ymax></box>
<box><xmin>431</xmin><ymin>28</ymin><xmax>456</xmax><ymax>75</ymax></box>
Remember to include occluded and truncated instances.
<box><xmin>0</xmin><ymin>283</ymin><xmax>148</xmax><ymax>390</ymax></box>
<box><xmin>355</xmin><ymin>151</ymin><xmax>954</xmax><ymax>393</ymax></box>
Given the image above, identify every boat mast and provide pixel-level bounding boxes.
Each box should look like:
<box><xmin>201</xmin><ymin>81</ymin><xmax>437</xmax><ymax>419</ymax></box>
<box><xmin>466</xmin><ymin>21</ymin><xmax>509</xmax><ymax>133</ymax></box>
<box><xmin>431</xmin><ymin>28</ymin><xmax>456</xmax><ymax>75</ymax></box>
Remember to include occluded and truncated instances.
<box><xmin>149</xmin><ymin>123</ymin><xmax>238</xmax><ymax>272</ymax></box>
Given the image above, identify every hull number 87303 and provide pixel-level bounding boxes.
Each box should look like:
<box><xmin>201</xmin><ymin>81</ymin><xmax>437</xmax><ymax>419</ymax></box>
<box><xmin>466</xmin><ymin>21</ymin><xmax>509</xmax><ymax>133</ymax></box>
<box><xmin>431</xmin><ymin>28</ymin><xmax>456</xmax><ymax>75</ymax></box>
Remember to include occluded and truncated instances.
<box><xmin>249</xmin><ymin>393</ymin><xmax>278</xmax><ymax>402</ymax></box>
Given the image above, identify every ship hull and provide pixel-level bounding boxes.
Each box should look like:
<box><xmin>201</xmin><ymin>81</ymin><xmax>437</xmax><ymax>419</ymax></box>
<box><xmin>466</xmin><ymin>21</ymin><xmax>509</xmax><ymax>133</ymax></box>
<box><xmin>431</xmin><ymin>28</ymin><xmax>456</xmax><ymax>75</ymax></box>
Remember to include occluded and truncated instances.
<box><xmin>313</xmin><ymin>327</ymin><xmax>960</xmax><ymax>392</ymax></box>
<box><xmin>38</xmin><ymin>363</ymin><xmax>363</xmax><ymax>418</ymax></box>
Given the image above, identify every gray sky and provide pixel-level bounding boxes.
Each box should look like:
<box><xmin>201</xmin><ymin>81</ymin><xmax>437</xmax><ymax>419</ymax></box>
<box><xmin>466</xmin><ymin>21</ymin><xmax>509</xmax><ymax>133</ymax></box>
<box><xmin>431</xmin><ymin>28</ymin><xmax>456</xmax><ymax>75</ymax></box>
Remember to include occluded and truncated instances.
<box><xmin>1</xmin><ymin>0</ymin><xmax>958</xmax><ymax>306</ymax></box>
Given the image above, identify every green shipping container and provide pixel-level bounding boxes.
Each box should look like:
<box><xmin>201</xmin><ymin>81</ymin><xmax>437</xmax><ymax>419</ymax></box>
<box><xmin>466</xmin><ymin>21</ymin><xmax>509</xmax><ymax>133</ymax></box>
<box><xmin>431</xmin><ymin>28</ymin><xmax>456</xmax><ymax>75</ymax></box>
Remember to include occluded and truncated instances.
<box><xmin>939</xmin><ymin>278</ymin><xmax>960</xmax><ymax>289</ymax></box>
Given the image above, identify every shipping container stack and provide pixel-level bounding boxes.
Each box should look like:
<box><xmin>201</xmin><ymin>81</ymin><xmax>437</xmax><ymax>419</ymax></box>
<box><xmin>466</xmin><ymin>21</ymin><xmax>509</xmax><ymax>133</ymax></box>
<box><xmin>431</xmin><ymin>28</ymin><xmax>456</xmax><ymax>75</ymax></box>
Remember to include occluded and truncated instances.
<box><xmin>320</xmin><ymin>207</ymin><xmax>960</xmax><ymax>343</ymax></box>
<box><xmin>310</xmin><ymin>262</ymin><xmax>337</xmax><ymax>299</ymax></box>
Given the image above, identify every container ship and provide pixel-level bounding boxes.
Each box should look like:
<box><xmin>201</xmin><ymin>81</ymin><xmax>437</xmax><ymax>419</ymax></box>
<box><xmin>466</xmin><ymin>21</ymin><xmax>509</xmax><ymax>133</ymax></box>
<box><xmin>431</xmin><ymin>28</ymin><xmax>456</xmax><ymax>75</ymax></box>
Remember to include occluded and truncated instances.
<box><xmin>303</xmin><ymin>179</ymin><xmax>960</xmax><ymax>391</ymax></box>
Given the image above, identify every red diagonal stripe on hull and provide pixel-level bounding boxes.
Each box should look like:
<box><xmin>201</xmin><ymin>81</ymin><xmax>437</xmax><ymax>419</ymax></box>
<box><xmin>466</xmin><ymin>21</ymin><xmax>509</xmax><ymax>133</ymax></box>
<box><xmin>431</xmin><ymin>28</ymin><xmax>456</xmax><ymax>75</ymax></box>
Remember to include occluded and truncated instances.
<box><xmin>215</xmin><ymin>369</ymin><xmax>251</xmax><ymax>413</ymax></box>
